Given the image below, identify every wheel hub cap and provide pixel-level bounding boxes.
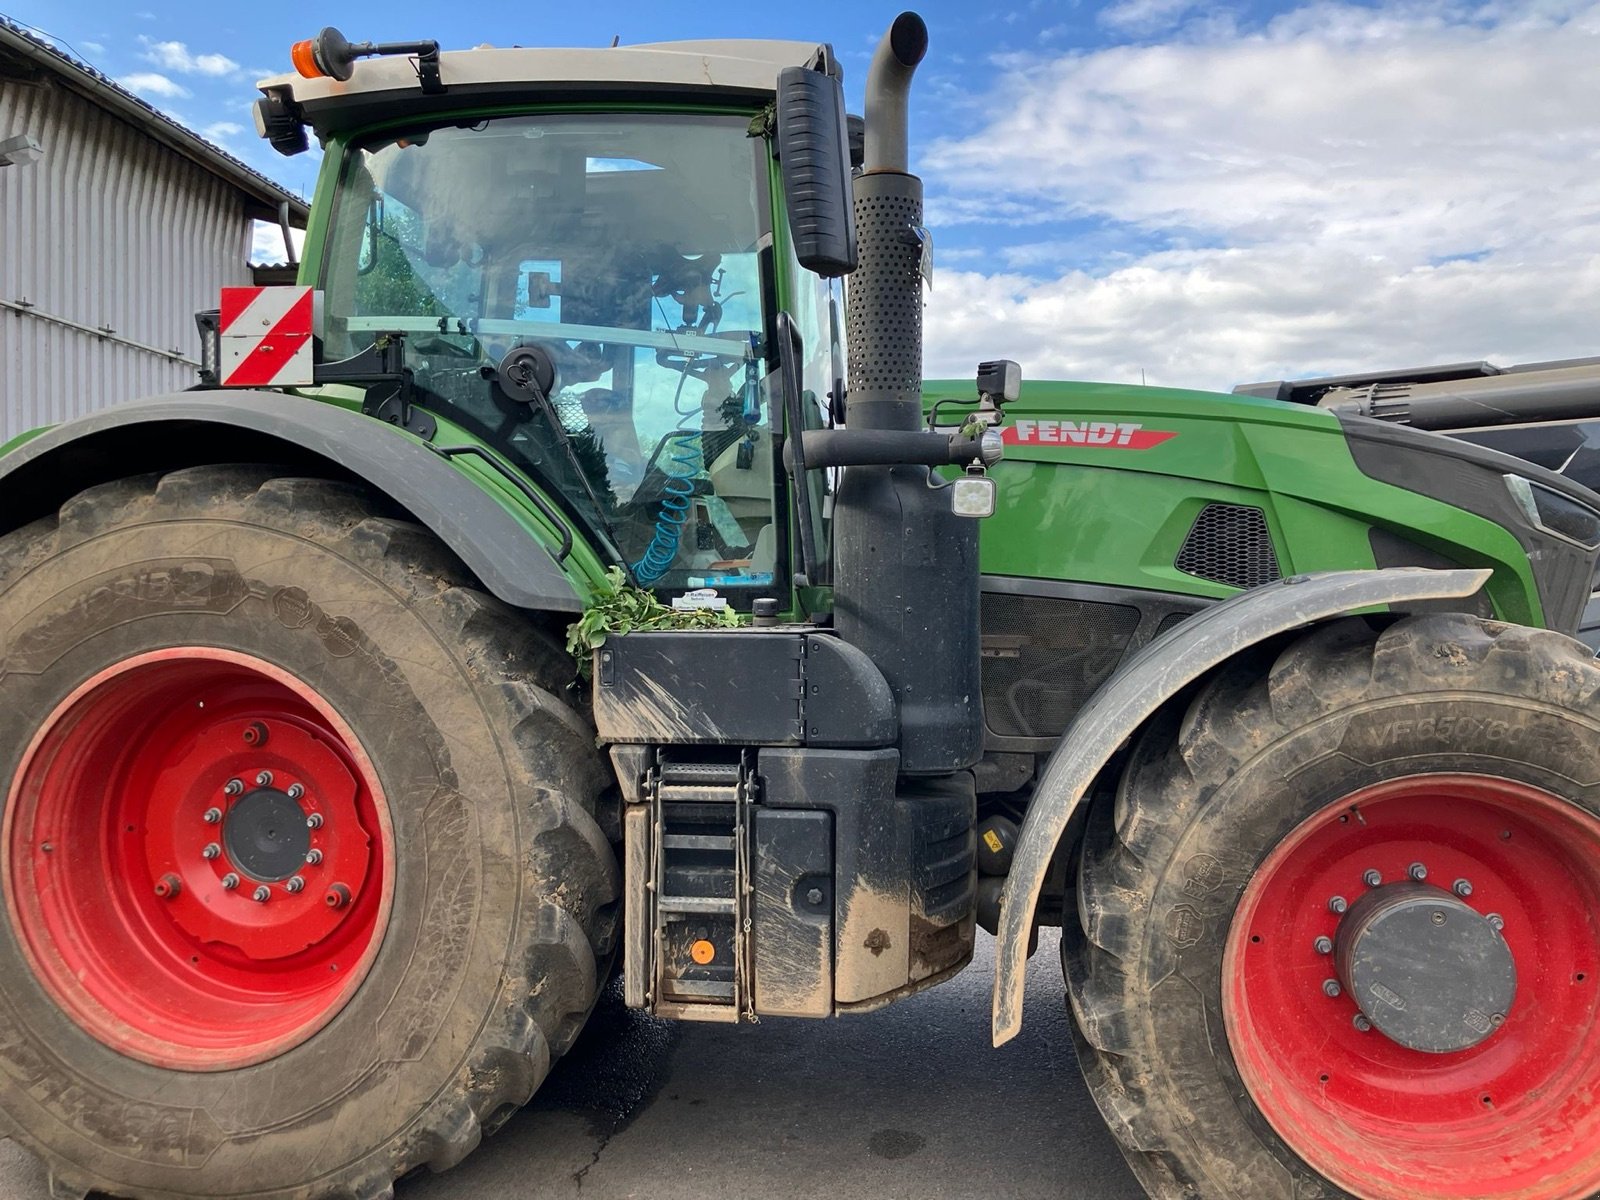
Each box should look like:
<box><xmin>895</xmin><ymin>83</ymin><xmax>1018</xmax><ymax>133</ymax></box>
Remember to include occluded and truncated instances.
<box><xmin>1334</xmin><ymin>882</ymin><xmax>1516</xmax><ymax>1053</ymax></box>
<box><xmin>223</xmin><ymin>788</ymin><xmax>312</xmax><ymax>882</ymax></box>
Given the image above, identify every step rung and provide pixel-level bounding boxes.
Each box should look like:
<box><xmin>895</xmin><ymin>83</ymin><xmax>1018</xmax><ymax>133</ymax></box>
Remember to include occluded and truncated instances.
<box><xmin>665</xmin><ymin>978</ymin><xmax>737</xmax><ymax>999</ymax></box>
<box><xmin>663</xmin><ymin>833</ymin><xmax>736</xmax><ymax>851</ymax></box>
<box><xmin>659</xmin><ymin>784</ymin><xmax>739</xmax><ymax>803</ymax></box>
<box><xmin>660</xmin><ymin>762</ymin><xmax>741</xmax><ymax>784</ymax></box>
<box><xmin>658</xmin><ymin>894</ymin><xmax>737</xmax><ymax>914</ymax></box>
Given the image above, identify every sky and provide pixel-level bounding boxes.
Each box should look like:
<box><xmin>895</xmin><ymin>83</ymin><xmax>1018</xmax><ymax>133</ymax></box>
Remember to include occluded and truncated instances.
<box><xmin>6</xmin><ymin>0</ymin><xmax>1600</xmax><ymax>392</ymax></box>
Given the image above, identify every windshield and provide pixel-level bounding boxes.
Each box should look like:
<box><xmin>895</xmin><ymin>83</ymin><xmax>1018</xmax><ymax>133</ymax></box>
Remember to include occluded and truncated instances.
<box><xmin>321</xmin><ymin>112</ymin><xmax>780</xmax><ymax>594</ymax></box>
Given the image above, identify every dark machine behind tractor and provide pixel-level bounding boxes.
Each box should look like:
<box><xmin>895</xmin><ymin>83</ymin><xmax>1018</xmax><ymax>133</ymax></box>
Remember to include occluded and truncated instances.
<box><xmin>3</xmin><ymin>13</ymin><xmax>1600</xmax><ymax>1200</ymax></box>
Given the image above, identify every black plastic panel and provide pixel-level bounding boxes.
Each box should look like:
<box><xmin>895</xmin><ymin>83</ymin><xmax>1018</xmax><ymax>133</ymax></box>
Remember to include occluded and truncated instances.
<box><xmin>751</xmin><ymin>808</ymin><xmax>834</xmax><ymax>1017</ymax></box>
<box><xmin>593</xmin><ymin>628</ymin><xmax>896</xmax><ymax>748</ymax></box>
<box><xmin>1340</xmin><ymin>413</ymin><xmax>1599</xmax><ymax>632</ymax></box>
<box><xmin>757</xmin><ymin>747</ymin><xmax>974</xmax><ymax>1009</ymax></box>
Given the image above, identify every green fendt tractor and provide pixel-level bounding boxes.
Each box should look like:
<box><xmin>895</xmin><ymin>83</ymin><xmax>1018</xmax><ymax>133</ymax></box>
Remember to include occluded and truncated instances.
<box><xmin>4</xmin><ymin>14</ymin><xmax>1600</xmax><ymax>1200</ymax></box>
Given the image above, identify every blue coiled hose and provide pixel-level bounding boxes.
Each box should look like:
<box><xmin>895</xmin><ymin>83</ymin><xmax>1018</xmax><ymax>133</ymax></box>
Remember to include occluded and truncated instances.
<box><xmin>630</xmin><ymin>345</ymin><xmax>704</xmax><ymax>584</ymax></box>
<box><xmin>630</xmin><ymin>428</ymin><xmax>702</xmax><ymax>583</ymax></box>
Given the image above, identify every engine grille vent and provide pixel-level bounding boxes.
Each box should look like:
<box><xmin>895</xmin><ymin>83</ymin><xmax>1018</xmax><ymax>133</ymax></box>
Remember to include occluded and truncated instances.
<box><xmin>981</xmin><ymin>594</ymin><xmax>1140</xmax><ymax>739</ymax></box>
<box><xmin>1176</xmin><ymin>504</ymin><xmax>1282</xmax><ymax>590</ymax></box>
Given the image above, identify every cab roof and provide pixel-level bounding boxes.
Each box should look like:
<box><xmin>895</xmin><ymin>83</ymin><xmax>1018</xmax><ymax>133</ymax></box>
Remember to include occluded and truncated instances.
<box><xmin>258</xmin><ymin>38</ymin><xmax>833</xmax><ymax>145</ymax></box>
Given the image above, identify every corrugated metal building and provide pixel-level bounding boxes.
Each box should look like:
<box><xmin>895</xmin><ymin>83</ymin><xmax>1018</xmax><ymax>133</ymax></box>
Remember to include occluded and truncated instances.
<box><xmin>0</xmin><ymin>21</ymin><xmax>310</xmax><ymax>443</ymax></box>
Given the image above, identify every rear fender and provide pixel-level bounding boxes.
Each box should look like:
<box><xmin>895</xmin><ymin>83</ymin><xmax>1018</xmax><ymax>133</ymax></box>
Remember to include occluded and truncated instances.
<box><xmin>991</xmin><ymin>566</ymin><xmax>1493</xmax><ymax>1046</ymax></box>
<box><xmin>0</xmin><ymin>392</ymin><xmax>585</xmax><ymax>613</ymax></box>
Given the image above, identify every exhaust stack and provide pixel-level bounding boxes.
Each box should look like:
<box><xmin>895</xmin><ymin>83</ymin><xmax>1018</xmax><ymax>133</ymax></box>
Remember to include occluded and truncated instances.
<box><xmin>835</xmin><ymin>12</ymin><xmax>983</xmax><ymax>776</ymax></box>
<box><xmin>845</xmin><ymin>12</ymin><xmax>930</xmax><ymax>433</ymax></box>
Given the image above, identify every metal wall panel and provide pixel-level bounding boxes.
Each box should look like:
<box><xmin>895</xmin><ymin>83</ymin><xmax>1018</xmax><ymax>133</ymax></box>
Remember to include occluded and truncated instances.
<box><xmin>1</xmin><ymin>75</ymin><xmax>253</xmax><ymax>443</ymax></box>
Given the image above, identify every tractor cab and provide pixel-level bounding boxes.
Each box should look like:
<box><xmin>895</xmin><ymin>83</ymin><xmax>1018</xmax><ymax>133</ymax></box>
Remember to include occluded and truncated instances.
<box><xmin>321</xmin><ymin>112</ymin><xmax>780</xmax><ymax>589</ymax></box>
<box><xmin>252</xmin><ymin>33</ymin><xmax>858</xmax><ymax>600</ymax></box>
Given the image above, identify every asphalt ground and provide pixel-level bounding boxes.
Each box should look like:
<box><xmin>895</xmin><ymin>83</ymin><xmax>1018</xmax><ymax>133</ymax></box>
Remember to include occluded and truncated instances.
<box><xmin>0</xmin><ymin>930</ymin><xmax>1145</xmax><ymax>1200</ymax></box>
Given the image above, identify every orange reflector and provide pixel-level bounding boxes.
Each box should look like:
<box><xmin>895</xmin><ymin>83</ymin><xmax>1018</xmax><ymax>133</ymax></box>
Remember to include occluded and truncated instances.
<box><xmin>690</xmin><ymin>939</ymin><xmax>716</xmax><ymax>965</ymax></box>
<box><xmin>290</xmin><ymin>39</ymin><xmax>324</xmax><ymax>79</ymax></box>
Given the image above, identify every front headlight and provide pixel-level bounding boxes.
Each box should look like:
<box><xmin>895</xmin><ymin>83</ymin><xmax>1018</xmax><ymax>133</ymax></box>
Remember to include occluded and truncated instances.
<box><xmin>1505</xmin><ymin>474</ymin><xmax>1600</xmax><ymax>549</ymax></box>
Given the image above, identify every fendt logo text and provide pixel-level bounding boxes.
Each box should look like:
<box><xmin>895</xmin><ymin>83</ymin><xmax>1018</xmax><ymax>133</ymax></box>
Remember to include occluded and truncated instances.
<box><xmin>1002</xmin><ymin>419</ymin><xmax>1177</xmax><ymax>449</ymax></box>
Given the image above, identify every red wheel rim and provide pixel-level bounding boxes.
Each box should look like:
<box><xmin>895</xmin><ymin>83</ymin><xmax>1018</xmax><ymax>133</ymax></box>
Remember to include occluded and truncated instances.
<box><xmin>1223</xmin><ymin>774</ymin><xmax>1600</xmax><ymax>1200</ymax></box>
<box><xmin>3</xmin><ymin>648</ymin><xmax>394</xmax><ymax>1070</ymax></box>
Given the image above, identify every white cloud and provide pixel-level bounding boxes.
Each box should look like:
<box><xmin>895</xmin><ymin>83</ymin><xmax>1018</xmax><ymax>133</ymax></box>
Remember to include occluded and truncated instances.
<box><xmin>141</xmin><ymin>38</ymin><xmax>240</xmax><ymax>77</ymax></box>
<box><xmin>201</xmin><ymin>121</ymin><xmax>245</xmax><ymax>143</ymax></box>
<box><xmin>921</xmin><ymin>2</ymin><xmax>1600</xmax><ymax>390</ymax></box>
<box><xmin>1099</xmin><ymin>0</ymin><xmax>1202</xmax><ymax>34</ymax></box>
<box><xmin>250</xmin><ymin>221</ymin><xmax>307</xmax><ymax>266</ymax></box>
<box><xmin>82</xmin><ymin>41</ymin><xmax>105</xmax><ymax>55</ymax></box>
<box><xmin>118</xmin><ymin>72</ymin><xmax>191</xmax><ymax>99</ymax></box>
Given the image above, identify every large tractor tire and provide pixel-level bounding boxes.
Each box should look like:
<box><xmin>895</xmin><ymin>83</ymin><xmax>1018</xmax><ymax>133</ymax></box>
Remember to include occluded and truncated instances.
<box><xmin>1066</xmin><ymin>613</ymin><xmax>1600</xmax><ymax>1200</ymax></box>
<box><xmin>0</xmin><ymin>467</ymin><xmax>619</xmax><ymax>1199</ymax></box>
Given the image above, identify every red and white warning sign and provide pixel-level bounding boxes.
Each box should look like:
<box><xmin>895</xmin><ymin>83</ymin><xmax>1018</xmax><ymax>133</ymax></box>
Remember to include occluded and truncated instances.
<box><xmin>219</xmin><ymin>286</ymin><xmax>316</xmax><ymax>387</ymax></box>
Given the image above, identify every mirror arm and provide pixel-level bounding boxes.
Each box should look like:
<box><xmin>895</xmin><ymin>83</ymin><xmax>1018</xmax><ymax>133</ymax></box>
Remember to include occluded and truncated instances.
<box><xmin>777</xmin><ymin>311</ymin><xmax>823</xmax><ymax>588</ymax></box>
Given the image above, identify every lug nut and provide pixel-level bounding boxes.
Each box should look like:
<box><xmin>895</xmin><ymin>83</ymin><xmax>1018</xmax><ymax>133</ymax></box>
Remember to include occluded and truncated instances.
<box><xmin>252</xmin><ymin>885</ymin><xmax>271</xmax><ymax>903</ymax></box>
<box><xmin>1353</xmin><ymin>1013</ymin><xmax>1373</xmax><ymax>1033</ymax></box>
<box><xmin>1314</xmin><ymin>936</ymin><xmax>1333</xmax><ymax>955</ymax></box>
<box><xmin>305</xmin><ymin>848</ymin><xmax>323</xmax><ymax>866</ymax></box>
<box><xmin>287</xmin><ymin>783</ymin><xmax>305</xmax><ymax>801</ymax></box>
<box><xmin>324</xmin><ymin>883</ymin><xmax>351</xmax><ymax>909</ymax></box>
<box><xmin>1409</xmin><ymin>862</ymin><xmax>1428</xmax><ymax>882</ymax></box>
<box><xmin>307</xmin><ymin>812</ymin><xmax>324</xmax><ymax>829</ymax></box>
<box><xmin>286</xmin><ymin>875</ymin><xmax>305</xmax><ymax>893</ymax></box>
<box><xmin>1363</xmin><ymin>869</ymin><xmax>1382</xmax><ymax>888</ymax></box>
<box><xmin>806</xmin><ymin>887</ymin><xmax>824</xmax><ymax>906</ymax></box>
<box><xmin>1488</xmin><ymin>913</ymin><xmax>1505</xmax><ymax>932</ymax></box>
<box><xmin>1328</xmin><ymin>896</ymin><xmax>1348</xmax><ymax>915</ymax></box>
<box><xmin>223</xmin><ymin>778</ymin><xmax>244</xmax><ymax>797</ymax></box>
<box><xmin>154</xmin><ymin>873</ymin><xmax>182</xmax><ymax>899</ymax></box>
<box><xmin>202</xmin><ymin>842</ymin><xmax>221</xmax><ymax>860</ymax></box>
<box><xmin>1453</xmin><ymin>878</ymin><xmax>1473</xmax><ymax>897</ymax></box>
<box><xmin>203</xmin><ymin>807</ymin><xmax>224</xmax><ymax>825</ymax></box>
<box><xmin>1323</xmin><ymin>978</ymin><xmax>1342</xmax><ymax>998</ymax></box>
<box><xmin>221</xmin><ymin>873</ymin><xmax>240</xmax><ymax>890</ymax></box>
<box><xmin>243</xmin><ymin>721</ymin><xmax>269</xmax><ymax>746</ymax></box>
<box><xmin>255</xmin><ymin>770</ymin><xmax>274</xmax><ymax>787</ymax></box>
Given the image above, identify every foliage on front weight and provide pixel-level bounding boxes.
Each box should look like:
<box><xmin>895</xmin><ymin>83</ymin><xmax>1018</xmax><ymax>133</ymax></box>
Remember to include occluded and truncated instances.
<box><xmin>566</xmin><ymin>567</ymin><xmax>742</xmax><ymax>673</ymax></box>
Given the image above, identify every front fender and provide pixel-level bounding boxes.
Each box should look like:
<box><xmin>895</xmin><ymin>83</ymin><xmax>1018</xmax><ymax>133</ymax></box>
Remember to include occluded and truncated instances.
<box><xmin>991</xmin><ymin>566</ymin><xmax>1493</xmax><ymax>1046</ymax></box>
<box><xmin>0</xmin><ymin>392</ymin><xmax>586</xmax><ymax>613</ymax></box>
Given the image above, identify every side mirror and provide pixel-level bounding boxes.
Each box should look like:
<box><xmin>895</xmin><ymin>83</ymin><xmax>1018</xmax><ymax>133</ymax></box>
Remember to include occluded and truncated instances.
<box><xmin>775</xmin><ymin>67</ymin><xmax>857</xmax><ymax>278</ymax></box>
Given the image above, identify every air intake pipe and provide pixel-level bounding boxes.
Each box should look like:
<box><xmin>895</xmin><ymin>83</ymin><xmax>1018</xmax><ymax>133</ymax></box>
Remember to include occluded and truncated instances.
<box><xmin>834</xmin><ymin>12</ymin><xmax>984</xmax><ymax>776</ymax></box>
<box><xmin>1320</xmin><ymin>362</ymin><xmax>1600</xmax><ymax>431</ymax></box>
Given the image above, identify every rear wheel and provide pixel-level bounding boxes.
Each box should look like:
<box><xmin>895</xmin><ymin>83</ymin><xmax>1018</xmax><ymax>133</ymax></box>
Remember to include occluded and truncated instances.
<box><xmin>1066</xmin><ymin>614</ymin><xmax>1600</xmax><ymax>1200</ymax></box>
<box><xmin>0</xmin><ymin>467</ymin><xmax>619</xmax><ymax>1199</ymax></box>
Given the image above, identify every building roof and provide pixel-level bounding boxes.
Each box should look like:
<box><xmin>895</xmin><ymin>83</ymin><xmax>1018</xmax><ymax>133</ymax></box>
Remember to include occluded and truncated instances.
<box><xmin>0</xmin><ymin>18</ymin><xmax>310</xmax><ymax>225</ymax></box>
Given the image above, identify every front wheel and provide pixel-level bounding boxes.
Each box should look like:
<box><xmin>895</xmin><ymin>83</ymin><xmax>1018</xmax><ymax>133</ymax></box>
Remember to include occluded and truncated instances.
<box><xmin>0</xmin><ymin>468</ymin><xmax>619</xmax><ymax>1199</ymax></box>
<box><xmin>1066</xmin><ymin>614</ymin><xmax>1600</xmax><ymax>1200</ymax></box>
